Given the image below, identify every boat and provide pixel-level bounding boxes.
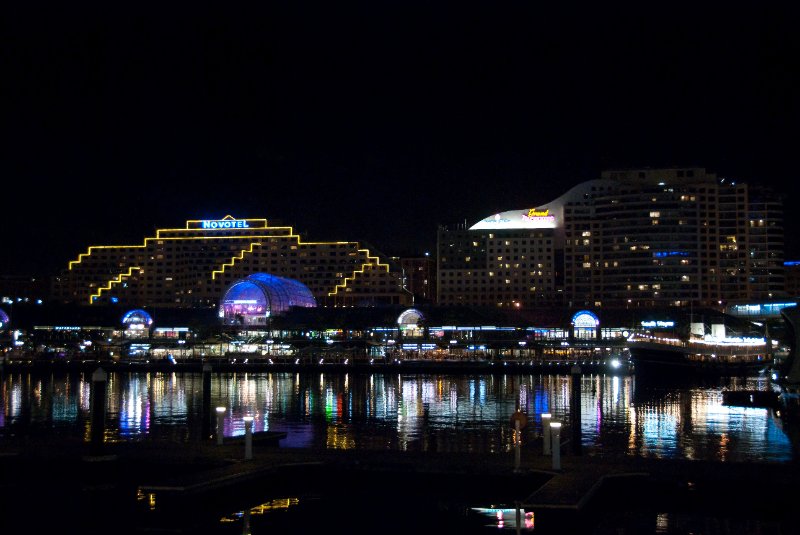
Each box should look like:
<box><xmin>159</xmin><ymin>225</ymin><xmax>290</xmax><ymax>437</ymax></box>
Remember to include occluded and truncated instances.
<box><xmin>627</xmin><ymin>326</ymin><xmax>772</xmax><ymax>377</ymax></box>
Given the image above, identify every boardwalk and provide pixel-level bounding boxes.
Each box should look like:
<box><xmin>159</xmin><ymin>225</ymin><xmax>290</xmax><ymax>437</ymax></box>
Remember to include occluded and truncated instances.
<box><xmin>2</xmin><ymin>433</ymin><xmax>796</xmax><ymax>533</ymax></box>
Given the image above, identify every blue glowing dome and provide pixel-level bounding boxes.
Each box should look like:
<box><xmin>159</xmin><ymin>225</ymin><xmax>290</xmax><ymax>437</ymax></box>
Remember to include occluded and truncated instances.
<box><xmin>571</xmin><ymin>310</ymin><xmax>599</xmax><ymax>328</ymax></box>
<box><xmin>220</xmin><ymin>273</ymin><xmax>316</xmax><ymax>326</ymax></box>
<box><xmin>0</xmin><ymin>309</ymin><xmax>9</xmax><ymax>330</ymax></box>
<box><xmin>121</xmin><ymin>309</ymin><xmax>153</xmax><ymax>326</ymax></box>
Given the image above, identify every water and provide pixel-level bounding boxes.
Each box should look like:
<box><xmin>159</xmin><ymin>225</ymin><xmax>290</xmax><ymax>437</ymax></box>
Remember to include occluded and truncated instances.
<box><xmin>1</xmin><ymin>369</ymin><xmax>797</xmax><ymax>533</ymax></box>
<box><xmin>1</xmin><ymin>370</ymin><xmax>793</xmax><ymax>462</ymax></box>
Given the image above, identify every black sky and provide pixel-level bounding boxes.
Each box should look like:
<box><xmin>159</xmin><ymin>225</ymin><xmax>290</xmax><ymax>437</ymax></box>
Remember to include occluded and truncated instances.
<box><xmin>2</xmin><ymin>3</ymin><xmax>799</xmax><ymax>277</ymax></box>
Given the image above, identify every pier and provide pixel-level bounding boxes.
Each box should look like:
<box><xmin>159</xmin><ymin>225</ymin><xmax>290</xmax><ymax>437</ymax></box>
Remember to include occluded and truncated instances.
<box><xmin>1</xmin><ymin>432</ymin><xmax>797</xmax><ymax>534</ymax></box>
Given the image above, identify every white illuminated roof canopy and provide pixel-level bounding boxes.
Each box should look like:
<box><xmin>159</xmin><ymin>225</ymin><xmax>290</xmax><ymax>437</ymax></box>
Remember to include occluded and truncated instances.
<box><xmin>470</xmin><ymin>208</ymin><xmax>556</xmax><ymax>230</ymax></box>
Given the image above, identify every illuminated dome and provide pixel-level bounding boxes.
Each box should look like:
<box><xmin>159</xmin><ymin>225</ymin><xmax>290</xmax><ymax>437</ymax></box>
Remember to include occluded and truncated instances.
<box><xmin>398</xmin><ymin>308</ymin><xmax>425</xmax><ymax>326</ymax></box>
<box><xmin>0</xmin><ymin>309</ymin><xmax>9</xmax><ymax>330</ymax></box>
<box><xmin>121</xmin><ymin>309</ymin><xmax>153</xmax><ymax>327</ymax></box>
<box><xmin>571</xmin><ymin>310</ymin><xmax>599</xmax><ymax>328</ymax></box>
<box><xmin>220</xmin><ymin>273</ymin><xmax>316</xmax><ymax>326</ymax></box>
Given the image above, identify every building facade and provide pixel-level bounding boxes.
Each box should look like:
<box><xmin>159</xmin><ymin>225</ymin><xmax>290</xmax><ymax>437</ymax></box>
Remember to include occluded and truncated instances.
<box><xmin>785</xmin><ymin>261</ymin><xmax>800</xmax><ymax>297</ymax></box>
<box><xmin>438</xmin><ymin>167</ymin><xmax>785</xmax><ymax>309</ymax></box>
<box><xmin>52</xmin><ymin>215</ymin><xmax>411</xmax><ymax>308</ymax></box>
<box><xmin>393</xmin><ymin>255</ymin><xmax>436</xmax><ymax>304</ymax></box>
<box><xmin>437</xmin><ymin>218</ymin><xmax>560</xmax><ymax>307</ymax></box>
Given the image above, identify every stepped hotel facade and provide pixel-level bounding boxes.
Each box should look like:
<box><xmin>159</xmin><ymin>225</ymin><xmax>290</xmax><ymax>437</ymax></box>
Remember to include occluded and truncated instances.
<box><xmin>52</xmin><ymin>216</ymin><xmax>412</xmax><ymax>307</ymax></box>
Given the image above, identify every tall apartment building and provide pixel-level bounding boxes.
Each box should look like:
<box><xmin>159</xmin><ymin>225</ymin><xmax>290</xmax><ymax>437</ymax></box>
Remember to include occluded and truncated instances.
<box><xmin>438</xmin><ymin>167</ymin><xmax>785</xmax><ymax>308</ymax></box>
<box><xmin>393</xmin><ymin>255</ymin><xmax>436</xmax><ymax>304</ymax></box>
<box><xmin>52</xmin><ymin>216</ymin><xmax>411</xmax><ymax>308</ymax></box>
<box><xmin>784</xmin><ymin>261</ymin><xmax>800</xmax><ymax>297</ymax></box>
<box><xmin>437</xmin><ymin>215</ymin><xmax>560</xmax><ymax>308</ymax></box>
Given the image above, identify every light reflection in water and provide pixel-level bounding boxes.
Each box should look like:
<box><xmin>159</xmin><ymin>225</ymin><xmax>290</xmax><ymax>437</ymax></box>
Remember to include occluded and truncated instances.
<box><xmin>471</xmin><ymin>507</ymin><xmax>534</xmax><ymax>531</ymax></box>
<box><xmin>219</xmin><ymin>497</ymin><xmax>301</xmax><ymax>525</ymax></box>
<box><xmin>0</xmin><ymin>371</ymin><xmax>794</xmax><ymax>462</ymax></box>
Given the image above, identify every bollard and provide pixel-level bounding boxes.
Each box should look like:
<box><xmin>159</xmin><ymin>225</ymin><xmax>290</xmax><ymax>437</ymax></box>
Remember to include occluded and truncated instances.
<box><xmin>202</xmin><ymin>363</ymin><xmax>212</xmax><ymax>439</ymax></box>
<box><xmin>216</xmin><ymin>406</ymin><xmax>226</xmax><ymax>445</ymax></box>
<box><xmin>90</xmin><ymin>367</ymin><xmax>108</xmax><ymax>455</ymax></box>
<box><xmin>243</xmin><ymin>416</ymin><xmax>254</xmax><ymax>460</ymax></box>
<box><xmin>571</xmin><ymin>367</ymin><xmax>583</xmax><ymax>456</ymax></box>
<box><xmin>510</xmin><ymin>408</ymin><xmax>527</xmax><ymax>472</ymax></box>
<box><xmin>542</xmin><ymin>413</ymin><xmax>552</xmax><ymax>455</ymax></box>
<box><xmin>550</xmin><ymin>421</ymin><xmax>562</xmax><ymax>470</ymax></box>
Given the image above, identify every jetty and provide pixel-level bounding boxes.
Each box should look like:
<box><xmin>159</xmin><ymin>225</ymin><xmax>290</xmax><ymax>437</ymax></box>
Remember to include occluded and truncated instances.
<box><xmin>1</xmin><ymin>432</ymin><xmax>796</xmax><ymax>534</ymax></box>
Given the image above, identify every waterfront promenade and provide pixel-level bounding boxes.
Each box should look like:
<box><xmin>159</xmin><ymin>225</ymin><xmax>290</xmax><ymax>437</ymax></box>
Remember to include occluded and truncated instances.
<box><xmin>1</xmin><ymin>428</ymin><xmax>797</xmax><ymax>534</ymax></box>
<box><xmin>0</xmin><ymin>354</ymin><xmax>631</xmax><ymax>376</ymax></box>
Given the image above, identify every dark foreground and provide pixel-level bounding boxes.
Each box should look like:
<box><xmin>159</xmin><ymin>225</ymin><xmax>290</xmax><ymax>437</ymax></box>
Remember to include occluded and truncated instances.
<box><xmin>1</xmin><ymin>432</ymin><xmax>798</xmax><ymax>535</ymax></box>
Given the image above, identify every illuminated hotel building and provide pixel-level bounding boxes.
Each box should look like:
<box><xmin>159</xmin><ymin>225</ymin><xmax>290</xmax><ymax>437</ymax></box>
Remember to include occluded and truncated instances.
<box><xmin>438</xmin><ymin>167</ymin><xmax>785</xmax><ymax>309</ymax></box>
<box><xmin>52</xmin><ymin>216</ymin><xmax>411</xmax><ymax>307</ymax></box>
<box><xmin>437</xmin><ymin>209</ymin><xmax>560</xmax><ymax>307</ymax></box>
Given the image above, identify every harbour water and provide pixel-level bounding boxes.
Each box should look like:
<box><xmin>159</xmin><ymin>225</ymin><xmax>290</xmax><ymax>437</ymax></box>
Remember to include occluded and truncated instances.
<box><xmin>1</xmin><ymin>368</ymin><xmax>797</xmax><ymax>533</ymax></box>
<box><xmin>1</xmin><ymin>369</ymin><xmax>793</xmax><ymax>462</ymax></box>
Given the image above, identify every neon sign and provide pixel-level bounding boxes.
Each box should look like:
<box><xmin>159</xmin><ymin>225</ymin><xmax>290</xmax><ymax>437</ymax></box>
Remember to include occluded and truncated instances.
<box><xmin>201</xmin><ymin>219</ymin><xmax>251</xmax><ymax>229</ymax></box>
<box><xmin>480</xmin><ymin>214</ymin><xmax>511</xmax><ymax>224</ymax></box>
<box><xmin>526</xmin><ymin>208</ymin><xmax>549</xmax><ymax>218</ymax></box>
<box><xmin>641</xmin><ymin>320</ymin><xmax>675</xmax><ymax>328</ymax></box>
<box><xmin>572</xmin><ymin>310</ymin><xmax>599</xmax><ymax>328</ymax></box>
<box><xmin>470</xmin><ymin>208</ymin><xmax>557</xmax><ymax>230</ymax></box>
<box><xmin>522</xmin><ymin>208</ymin><xmax>555</xmax><ymax>224</ymax></box>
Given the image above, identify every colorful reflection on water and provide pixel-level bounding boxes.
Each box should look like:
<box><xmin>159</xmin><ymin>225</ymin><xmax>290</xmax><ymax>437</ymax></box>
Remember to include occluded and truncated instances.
<box><xmin>0</xmin><ymin>370</ymin><xmax>793</xmax><ymax>462</ymax></box>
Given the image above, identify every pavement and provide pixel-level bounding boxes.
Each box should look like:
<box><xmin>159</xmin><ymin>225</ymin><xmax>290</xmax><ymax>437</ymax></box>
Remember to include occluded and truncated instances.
<box><xmin>1</xmin><ymin>434</ymin><xmax>798</xmax><ymax>534</ymax></box>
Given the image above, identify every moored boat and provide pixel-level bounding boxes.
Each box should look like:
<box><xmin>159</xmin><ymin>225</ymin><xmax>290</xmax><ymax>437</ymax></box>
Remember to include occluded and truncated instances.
<box><xmin>627</xmin><ymin>333</ymin><xmax>771</xmax><ymax>377</ymax></box>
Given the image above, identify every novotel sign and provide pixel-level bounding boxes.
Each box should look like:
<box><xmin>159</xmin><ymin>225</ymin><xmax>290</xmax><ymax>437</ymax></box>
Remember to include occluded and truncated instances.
<box><xmin>201</xmin><ymin>220</ymin><xmax>251</xmax><ymax>229</ymax></box>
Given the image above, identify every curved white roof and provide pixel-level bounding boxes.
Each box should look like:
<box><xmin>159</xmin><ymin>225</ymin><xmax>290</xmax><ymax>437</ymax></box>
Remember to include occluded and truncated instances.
<box><xmin>469</xmin><ymin>179</ymin><xmax>616</xmax><ymax>230</ymax></box>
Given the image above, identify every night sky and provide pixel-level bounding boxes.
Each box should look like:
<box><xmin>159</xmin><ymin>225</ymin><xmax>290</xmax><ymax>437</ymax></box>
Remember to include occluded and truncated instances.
<box><xmin>3</xmin><ymin>4</ymin><xmax>799</xmax><ymax>277</ymax></box>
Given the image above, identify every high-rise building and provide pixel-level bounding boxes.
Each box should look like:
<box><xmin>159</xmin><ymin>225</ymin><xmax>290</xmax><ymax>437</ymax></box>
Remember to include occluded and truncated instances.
<box><xmin>52</xmin><ymin>215</ymin><xmax>411</xmax><ymax>308</ymax></box>
<box><xmin>784</xmin><ymin>261</ymin><xmax>800</xmax><ymax>297</ymax></box>
<box><xmin>437</xmin><ymin>167</ymin><xmax>785</xmax><ymax>308</ymax></box>
<box><xmin>437</xmin><ymin>215</ymin><xmax>560</xmax><ymax>308</ymax></box>
<box><xmin>394</xmin><ymin>255</ymin><xmax>436</xmax><ymax>304</ymax></box>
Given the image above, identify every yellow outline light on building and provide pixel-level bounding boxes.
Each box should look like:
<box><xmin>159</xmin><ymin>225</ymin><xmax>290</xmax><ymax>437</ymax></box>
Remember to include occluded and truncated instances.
<box><xmin>212</xmin><ymin>242</ymin><xmax>262</xmax><ymax>280</ymax></box>
<box><xmin>65</xmin><ymin>216</ymin><xmax>396</xmax><ymax>304</ymax></box>
<box><xmin>89</xmin><ymin>266</ymin><xmax>142</xmax><ymax>304</ymax></box>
